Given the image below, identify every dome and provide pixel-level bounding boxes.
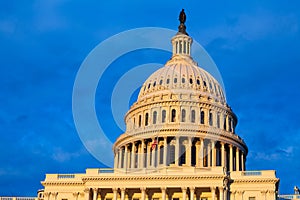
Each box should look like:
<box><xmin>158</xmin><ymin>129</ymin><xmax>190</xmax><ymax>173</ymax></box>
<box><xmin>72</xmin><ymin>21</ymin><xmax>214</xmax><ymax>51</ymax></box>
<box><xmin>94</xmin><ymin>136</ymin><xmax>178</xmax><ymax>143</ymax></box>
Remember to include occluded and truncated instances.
<box><xmin>113</xmin><ymin>10</ymin><xmax>247</xmax><ymax>172</ymax></box>
<box><xmin>138</xmin><ymin>54</ymin><xmax>226</xmax><ymax>105</ymax></box>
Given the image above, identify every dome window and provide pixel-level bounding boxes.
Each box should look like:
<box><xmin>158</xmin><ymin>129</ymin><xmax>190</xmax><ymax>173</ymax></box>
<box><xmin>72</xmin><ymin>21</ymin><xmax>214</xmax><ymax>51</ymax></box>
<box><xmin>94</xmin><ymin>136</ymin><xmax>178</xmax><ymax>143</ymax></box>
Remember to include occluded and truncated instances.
<box><xmin>167</xmin><ymin>78</ymin><xmax>170</xmax><ymax>84</ymax></box>
<box><xmin>153</xmin><ymin>81</ymin><xmax>156</xmax><ymax>87</ymax></box>
<box><xmin>217</xmin><ymin>113</ymin><xmax>220</xmax><ymax>128</ymax></box>
<box><xmin>223</xmin><ymin>116</ymin><xmax>227</xmax><ymax>130</ymax></box>
<box><xmin>145</xmin><ymin>113</ymin><xmax>149</xmax><ymax>126</ymax></box>
<box><xmin>203</xmin><ymin>81</ymin><xmax>207</xmax><ymax>87</ymax></box>
<box><xmin>153</xmin><ymin>111</ymin><xmax>157</xmax><ymax>124</ymax></box>
<box><xmin>174</xmin><ymin>78</ymin><xmax>177</xmax><ymax>83</ymax></box>
<box><xmin>191</xmin><ymin>110</ymin><xmax>195</xmax><ymax>123</ymax></box>
<box><xmin>189</xmin><ymin>78</ymin><xmax>193</xmax><ymax>84</ymax></box>
<box><xmin>171</xmin><ymin>109</ymin><xmax>176</xmax><ymax>122</ymax></box>
<box><xmin>181</xmin><ymin>109</ymin><xmax>186</xmax><ymax>122</ymax></box>
<box><xmin>148</xmin><ymin>83</ymin><xmax>151</xmax><ymax>89</ymax></box>
<box><xmin>138</xmin><ymin>115</ymin><xmax>142</xmax><ymax>127</ymax></box>
<box><xmin>200</xmin><ymin>110</ymin><xmax>205</xmax><ymax>124</ymax></box>
<box><xmin>209</xmin><ymin>111</ymin><xmax>213</xmax><ymax>126</ymax></box>
<box><xmin>162</xmin><ymin>110</ymin><xmax>166</xmax><ymax>123</ymax></box>
<box><xmin>159</xmin><ymin>80</ymin><xmax>163</xmax><ymax>85</ymax></box>
<box><xmin>196</xmin><ymin>79</ymin><xmax>200</xmax><ymax>85</ymax></box>
<box><xmin>182</xmin><ymin>78</ymin><xmax>185</xmax><ymax>83</ymax></box>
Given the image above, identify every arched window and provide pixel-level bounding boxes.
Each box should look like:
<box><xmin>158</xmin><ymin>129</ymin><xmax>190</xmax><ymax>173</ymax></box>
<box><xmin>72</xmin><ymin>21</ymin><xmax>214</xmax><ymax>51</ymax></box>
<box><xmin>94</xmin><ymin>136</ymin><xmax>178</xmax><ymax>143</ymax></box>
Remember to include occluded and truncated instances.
<box><xmin>171</xmin><ymin>109</ymin><xmax>176</xmax><ymax>122</ymax></box>
<box><xmin>189</xmin><ymin>78</ymin><xmax>193</xmax><ymax>84</ymax></box>
<box><xmin>182</xmin><ymin>78</ymin><xmax>185</xmax><ymax>83</ymax></box>
<box><xmin>153</xmin><ymin>81</ymin><xmax>156</xmax><ymax>87</ymax></box>
<box><xmin>145</xmin><ymin>113</ymin><xmax>149</xmax><ymax>126</ymax></box>
<box><xmin>169</xmin><ymin>145</ymin><xmax>175</xmax><ymax>164</ymax></box>
<box><xmin>200</xmin><ymin>110</ymin><xmax>205</xmax><ymax>124</ymax></box>
<box><xmin>179</xmin><ymin>41</ymin><xmax>182</xmax><ymax>53</ymax></box>
<box><xmin>159</xmin><ymin>79</ymin><xmax>163</xmax><ymax>85</ymax></box>
<box><xmin>174</xmin><ymin>77</ymin><xmax>177</xmax><ymax>83</ymax></box>
<box><xmin>209</xmin><ymin>111</ymin><xmax>213</xmax><ymax>126</ymax></box>
<box><xmin>223</xmin><ymin>116</ymin><xmax>227</xmax><ymax>130</ymax></box>
<box><xmin>228</xmin><ymin>117</ymin><xmax>232</xmax><ymax>132</ymax></box>
<box><xmin>191</xmin><ymin>110</ymin><xmax>195</xmax><ymax>123</ymax></box>
<box><xmin>181</xmin><ymin>109</ymin><xmax>186</xmax><ymax>122</ymax></box>
<box><xmin>153</xmin><ymin>111</ymin><xmax>157</xmax><ymax>124</ymax></box>
<box><xmin>138</xmin><ymin>115</ymin><xmax>142</xmax><ymax>127</ymax></box>
<box><xmin>196</xmin><ymin>79</ymin><xmax>200</xmax><ymax>85</ymax></box>
<box><xmin>166</xmin><ymin>78</ymin><xmax>170</xmax><ymax>84</ymax></box>
<box><xmin>183</xmin><ymin>41</ymin><xmax>186</xmax><ymax>53</ymax></box>
<box><xmin>162</xmin><ymin>110</ymin><xmax>166</xmax><ymax>123</ymax></box>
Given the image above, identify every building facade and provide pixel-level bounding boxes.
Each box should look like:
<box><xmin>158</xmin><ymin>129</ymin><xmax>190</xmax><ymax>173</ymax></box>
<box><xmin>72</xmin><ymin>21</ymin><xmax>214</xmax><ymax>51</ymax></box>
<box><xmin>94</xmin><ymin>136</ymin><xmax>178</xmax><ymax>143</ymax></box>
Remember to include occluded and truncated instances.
<box><xmin>39</xmin><ymin>10</ymin><xmax>279</xmax><ymax>200</ymax></box>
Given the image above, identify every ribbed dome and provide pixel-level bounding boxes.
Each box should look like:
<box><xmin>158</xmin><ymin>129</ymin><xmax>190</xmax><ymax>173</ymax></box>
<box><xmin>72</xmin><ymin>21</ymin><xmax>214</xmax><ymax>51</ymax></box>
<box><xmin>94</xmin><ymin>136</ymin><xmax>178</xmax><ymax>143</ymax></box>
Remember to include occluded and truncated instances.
<box><xmin>138</xmin><ymin>54</ymin><xmax>226</xmax><ymax>105</ymax></box>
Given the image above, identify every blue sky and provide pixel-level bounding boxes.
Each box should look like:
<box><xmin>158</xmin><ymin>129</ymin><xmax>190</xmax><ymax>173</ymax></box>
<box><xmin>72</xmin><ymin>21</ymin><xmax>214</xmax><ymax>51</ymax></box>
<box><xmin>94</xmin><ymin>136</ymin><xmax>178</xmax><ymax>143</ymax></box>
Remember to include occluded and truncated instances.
<box><xmin>1</xmin><ymin>0</ymin><xmax>300</xmax><ymax>196</ymax></box>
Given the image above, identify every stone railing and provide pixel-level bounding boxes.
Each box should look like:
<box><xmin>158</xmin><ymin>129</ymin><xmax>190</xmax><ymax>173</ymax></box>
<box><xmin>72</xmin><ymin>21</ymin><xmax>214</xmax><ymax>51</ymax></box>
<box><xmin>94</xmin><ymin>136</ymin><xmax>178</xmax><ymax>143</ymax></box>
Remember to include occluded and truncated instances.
<box><xmin>0</xmin><ymin>197</ymin><xmax>37</xmax><ymax>200</ymax></box>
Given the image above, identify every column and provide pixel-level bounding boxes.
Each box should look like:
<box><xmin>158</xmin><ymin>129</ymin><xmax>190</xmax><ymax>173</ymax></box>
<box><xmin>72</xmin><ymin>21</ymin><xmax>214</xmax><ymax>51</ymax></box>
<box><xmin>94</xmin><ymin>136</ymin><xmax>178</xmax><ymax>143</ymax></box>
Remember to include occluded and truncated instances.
<box><xmin>207</xmin><ymin>142</ymin><xmax>211</xmax><ymax>167</ymax></box>
<box><xmin>118</xmin><ymin>148</ymin><xmax>122</xmax><ymax>168</ymax></box>
<box><xmin>230</xmin><ymin>191</ymin><xmax>235</xmax><ymax>200</ymax></box>
<box><xmin>229</xmin><ymin>145</ymin><xmax>233</xmax><ymax>171</ymax></box>
<box><xmin>121</xmin><ymin>188</ymin><xmax>125</xmax><ymax>200</ymax></box>
<box><xmin>182</xmin><ymin>187</ymin><xmax>187</xmax><ymax>200</ymax></box>
<box><xmin>137</xmin><ymin>143</ymin><xmax>141</xmax><ymax>168</ymax></box>
<box><xmin>241</xmin><ymin>152</ymin><xmax>245</xmax><ymax>171</ymax></box>
<box><xmin>140</xmin><ymin>140</ymin><xmax>145</xmax><ymax>168</ymax></box>
<box><xmin>224</xmin><ymin>189</ymin><xmax>228</xmax><ymax>200</ymax></box>
<box><xmin>112</xmin><ymin>188</ymin><xmax>118</xmax><ymax>200</ymax></box>
<box><xmin>186</xmin><ymin>137</ymin><xmax>192</xmax><ymax>166</ymax></box>
<box><xmin>147</xmin><ymin>142</ymin><xmax>151</xmax><ymax>168</ymax></box>
<box><xmin>140</xmin><ymin>188</ymin><xmax>146</xmax><ymax>200</ymax></box>
<box><xmin>151</xmin><ymin>138</ymin><xmax>156</xmax><ymax>167</ymax></box>
<box><xmin>157</xmin><ymin>143</ymin><xmax>161</xmax><ymax>166</ymax></box>
<box><xmin>210</xmin><ymin>187</ymin><xmax>216</xmax><ymax>200</ymax></box>
<box><xmin>175</xmin><ymin>137</ymin><xmax>180</xmax><ymax>166</ymax></box>
<box><xmin>190</xmin><ymin>187</ymin><xmax>195</xmax><ymax>200</ymax></box>
<box><xmin>84</xmin><ymin>188</ymin><xmax>90</xmax><ymax>200</ymax></box>
<box><xmin>221</xmin><ymin>142</ymin><xmax>225</xmax><ymax>167</ymax></box>
<box><xmin>131</xmin><ymin>142</ymin><xmax>136</xmax><ymax>169</ymax></box>
<box><xmin>200</xmin><ymin>139</ymin><xmax>204</xmax><ymax>167</ymax></box>
<box><xmin>163</xmin><ymin>137</ymin><xmax>168</xmax><ymax>166</ymax></box>
<box><xmin>219</xmin><ymin>187</ymin><xmax>224</xmax><ymax>200</ymax></box>
<box><xmin>211</xmin><ymin>141</ymin><xmax>216</xmax><ymax>167</ymax></box>
<box><xmin>236</xmin><ymin>148</ymin><xmax>240</xmax><ymax>171</ymax></box>
<box><xmin>93</xmin><ymin>188</ymin><xmax>97</xmax><ymax>200</ymax></box>
<box><xmin>114</xmin><ymin>149</ymin><xmax>118</xmax><ymax>169</ymax></box>
<box><xmin>195</xmin><ymin>141</ymin><xmax>200</xmax><ymax>166</ymax></box>
<box><xmin>161</xmin><ymin>187</ymin><xmax>166</xmax><ymax>200</ymax></box>
<box><xmin>124</xmin><ymin>145</ymin><xmax>128</xmax><ymax>170</ymax></box>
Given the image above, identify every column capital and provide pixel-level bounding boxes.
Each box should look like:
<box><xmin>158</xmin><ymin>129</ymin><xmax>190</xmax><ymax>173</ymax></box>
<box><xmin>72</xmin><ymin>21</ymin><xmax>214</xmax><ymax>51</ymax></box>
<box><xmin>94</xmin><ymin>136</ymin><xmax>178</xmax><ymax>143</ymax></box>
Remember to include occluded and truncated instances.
<box><xmin>181</xmin><ymin>187</ymin><xmax>187</xmax><ymax>191</ymax></box>
<box><xmin>189</xmin><ymin>187</ymin><xmax>195</xmax><ymax>191</ymax></box>
<box><xmin>120</xmin><ymin>188</ymin><xmax>126</xmax><ymax>192</ymax></box>
<box><xmin>219</xmin><ymin>187</ymin><xmax>224</xmax><ymax>192</ymax></box>
<box><xmin>112</xmin><ymin>188</ymin><xmax>118</xmax><ymax>192</ymax></box>
<box><xmin>93</xmin><ymin>188</ymin><xmax>98</xmax><ymax>192</ymax></box>
<box><xmin>73</xmin><ymin>192</ymin><xmax>79</xmax><ymax>197</ymax></box>
<box><xmin>161</xmin><ymin>187</ymin><xmax>166</xmax><ymax>191</ymax></box>
<box><xmin>210</xmin><ymin>186</ymin><xmax>216</xmax><ymax>191</ymax></box>
<box><xmin>140</xmin><ymin>187</ymin><xmax>146</xmax><ymax>192</ymax></box>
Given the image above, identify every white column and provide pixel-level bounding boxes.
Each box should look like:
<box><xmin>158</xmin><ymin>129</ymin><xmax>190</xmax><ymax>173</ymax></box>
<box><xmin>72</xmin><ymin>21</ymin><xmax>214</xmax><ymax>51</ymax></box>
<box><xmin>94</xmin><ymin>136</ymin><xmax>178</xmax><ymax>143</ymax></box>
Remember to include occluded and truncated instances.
<box><xmin>118</xmin><ymin>148</ymin><xmax>122</xmax><ymax>168</ymax></box>
<box><xmin>161</xmin><ymin>187</ymin><xmax>166</xmax><ymax>200</ymax></box>
<box><xmin>163</xmin><ymin>137</ymin><xmax>168</xmax><ymax>166</ymax></box>
<box><xmin>124</xmin><ymin>145</ymin><xmax>128</xmax><ymax>170</ymax></box>
<box><xmin>229</xmin><ymin>145</ymin><xmax>233</xmax><ymax>171</ymax></box>
<box><xmin>186</xmin><ymin>137</ymin><xmax>192</xmax><ymax>166</ymax></box>
<box><xmin>175</xmin><ymin>137</ymin><xmax>180</xmax><ymax>166</ymax></box>
<box><xmin>147</xmin><ymin>142</ymin><xmax>151</xmax><ymax>168</ymax></box>
<box><xmin>151</xmin><ymin>138</ymin><xmax>156</xmax><ymax>167</ymax></box>
<box><xmin>140</xmin><ymin>188</ymin><xmax>146</xmax><ymax>200</ymax></box>
<box><xmin>211</xmin><ymin>141</ymin><xmax>216</xmax><ymax>167</ymax></box>
<box><xmin>190</xmin><ymin>187</ymin><xmax>195</xmax><ymax>200</ymax></box>
<box><xmin>221</xmin><ymin>142</ymin><xmax>225</xmax><ymax>167</ymax></box>
<box><xmin>121</xmin><ymin>188</ymin><xmax>125</xmax><ymax>200</ymax></box>
<box><xmin>207</xmin><ymin>142</ymin><xmax>211</xmax><ymax>167</ymax></box>
<box><xmin>219</xmin><ymin>187</ymin><xmax>224</xmax><ymax>200</ymax></box>
<box><xmin>211</xmin><ymin>187</ymin><xmax>216</xmax><ymax>200</ymax></box>
<box><xmin>93</xmin><ymin>188</ymin><xmax>97</xmax><ymax>200</ymax></box>
<box><xmin>200</xmin><ymin>139</ymin><xmax>204</xmax><ymax>167</ymax></box>
<box><xmin>157</xmin><ymin>143</ymin><xmax>161</xmax><ymax>165</ymax></box>
<box><xmin>182</xmin><ymin>187</ymin><xmax>187</xmax><ymax>200</ymax></box>
<box><xmin>241</xmin><ymin>152</ymin><xmax>245</xmax><ymax>171</ymax></box>
<box><xmin>195</xmin><ymin>141</ymin><xmax>200</xmax><ymax>166</ymax></box>
<box><xmin>113</xmin><ymin>188</ymin><xmax>118</xmax><ymax>200</ymax></box>
<box><xmin>141</xmin><ymin>140</ymin><xmax>145</xmax><ymax>168</ymax></box>
<box><xmin>131</xmin><ymin>142</ymin><xmax>136</xmax><ymax>169</ymax></box>
<box><xmin>236</xmin><ymin>148</ymin><xmax>240</xmax><ymax>171</ymax></box>
<box><xmin>84</xmin><ymin>188</ymin><xmax>90</xmax><ymax>200</ymax></box>
<box><xmin>114</xmin><ymin>149</ymin><xmax>118</xmax><ymax>169</ymax></box>
<box><xmin>224</xmin><ymin>189</ymin><xmax>228</xmax><ymax>200</ymax></box>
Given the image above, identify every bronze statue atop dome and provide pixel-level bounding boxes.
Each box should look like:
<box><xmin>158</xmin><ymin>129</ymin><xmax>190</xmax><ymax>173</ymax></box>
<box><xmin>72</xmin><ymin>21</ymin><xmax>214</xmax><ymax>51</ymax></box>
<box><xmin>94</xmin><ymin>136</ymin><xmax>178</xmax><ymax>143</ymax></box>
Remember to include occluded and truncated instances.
<box><xmin>178</xmin><ymin>9</ymin><xmax>188</xmax><ymax>35</ymax></box>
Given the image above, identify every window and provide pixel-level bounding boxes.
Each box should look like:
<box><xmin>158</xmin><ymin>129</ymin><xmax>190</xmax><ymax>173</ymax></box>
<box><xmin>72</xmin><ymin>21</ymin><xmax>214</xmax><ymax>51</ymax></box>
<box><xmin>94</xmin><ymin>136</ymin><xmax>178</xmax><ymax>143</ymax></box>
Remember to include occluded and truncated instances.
<box><xmin>145</xmin><ymin>113</ymin><xmax>149</xmax><ymax>126</ymax></box>
<box><xmin>171</xmin><ymin>109</ymin><xmax>176</xmax><ymax>122</ymax></box>
<box><xmin>182</xmin><ymin>78</ymin><xmax>185</xmax><ymax>83</ymax></box>
<box><xmin>196</xmin><ymin>79</ymin><xmax>200</xmax><ymax>85</ymax></box>
<box><xmin>148</xmin><ymin>83</ymin><xmax>151</xmax><ymax>89</ymax></box>
<box><xmin>167</xmin><ymin>78</ymin><xmax>170</xmax><ymax>84</ymax></box>
<box><xmin>191</xmin><ymin>110</ymin><xmax>195</xmax><ymax>123</ymax></box>
<box><xmin>169</xmin><ymin>145</ymin><xmax>175</xmax><ymax>164</ymax></box>
<box><xmin>203</xmin><ymin>81</ymin><xmax>207</xmax><ymax>87</ymax></box>
<box><xmin>159</xmin><ymin>79</ymin><xmax>163</xmax><ymax>85</ymax></box>
<box><xmin>159</xmin><ymin>146</ymin><xmax>164</xmax><ymax>164</ymax></box>
<box><xmin>153</xmin><ymin>111</ymin><xmax>157</xmax><ymax>124</ymax></box>
<box><xmin>189</xmin><ymin>78</ymin><xmax>193</xmax><ymax>84</ymax></box>
<box><xmin>138</xmin><ymin>115</ymin><xmax>142</xmax><ymax>127</ymax></box>
<box><xmin>179</xmin><ymin>41</ymin><xmax>182</xmax><ymax>53</ymax></box>
<box><xmin>200</xmin><ymin>110</ymin><xmax>205</xmax><ymax>124</ymax></box>
<box><xmin>153</xmin><ymin>81</ymin><xmax>156</xmax><ymax>87</ymax></box>
<box><xmin>181</xmin><ymin>109</ymin><xmax>186</xmax><ymax>122</ymax></box>
<box><xmin>223</xmin><ymin>116</ymin><xmax>227</xmax><ymax>130</ymax></box>
<box><xmin>174</xmin><ymin>78</ymin><xmax>177</xmax><ymax>83</ymax></box>
<box><xmin>209</xmin><ymin>111</ymin><xmax>213</xmax><ymax>126</ymax></box>
<box><xmin>217</xmin><ymin>113</ymin><xmax>220</xmax><ymax>128</ymax></box>
<box><xmin>183</xmin><ymin>41</ymin><xmax>186</xmax><ymax>53</ymax></box>
<box><xmin>228</xmin><ymin>117</ymin><xmax>232</xmax><ymax>132</ymax></box>
<box><xmin>249</xmin><ymin>197</ymin><xmax>255</xmax><ymax>200</ymax></box>
<box><xmin>162</xmin><ymin>110</ymin><xmax>166</xmax><ymax>123</ymax></box>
